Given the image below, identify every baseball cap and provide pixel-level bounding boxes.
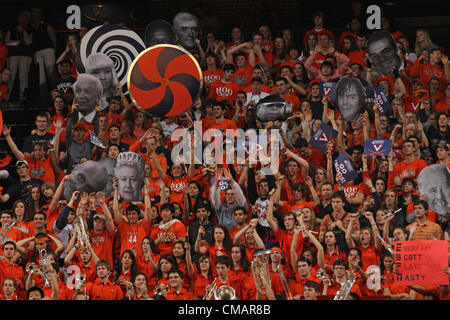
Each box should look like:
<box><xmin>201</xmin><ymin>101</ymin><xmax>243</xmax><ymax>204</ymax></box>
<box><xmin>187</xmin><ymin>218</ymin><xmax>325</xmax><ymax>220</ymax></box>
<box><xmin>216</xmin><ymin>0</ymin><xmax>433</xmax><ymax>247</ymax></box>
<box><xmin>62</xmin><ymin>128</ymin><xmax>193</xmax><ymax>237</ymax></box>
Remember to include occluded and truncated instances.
<box><xmin>73</xmin><ymin>121</ymin><xmax>86</xmax><ymax>131</ymax></box>
<box><xmin>16</xmin><ymin>160</ymin><xmax>29</xmax><ymax>168</ymax></box>
<box><xmin>93</xmin><ymin>213</ymin><xmax>105</xmax><ymax>220</ymax></box>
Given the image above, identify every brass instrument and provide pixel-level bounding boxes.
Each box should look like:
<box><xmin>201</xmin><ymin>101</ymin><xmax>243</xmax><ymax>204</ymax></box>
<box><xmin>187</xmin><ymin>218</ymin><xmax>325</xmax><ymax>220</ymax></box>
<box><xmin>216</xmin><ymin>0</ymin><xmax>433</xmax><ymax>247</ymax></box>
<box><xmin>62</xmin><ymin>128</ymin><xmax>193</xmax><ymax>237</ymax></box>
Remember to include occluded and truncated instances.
<box><xmin>334</xmin><ymin>272</ymin><xmax>357</xmax><ymax>300</ymax></box>
<box><xmin>214</xmin><ymin>285</ymin><xmax>236</xmax><ymax>300</ymax></box>
<box><xmin>75</xmin><ymin>216</ymin><xmax>89</xmax><ymax>249</ymax></box>
<box><xmin>153</xmin><ymin>283</ymin><xmax>169</xmax><ymax>296</ymax></box>
<box><xmin>317</xmin><ymin>268</ymin><xmax>334</xmax><ymax>285</ymax></box>
<box><xmin>203</xmin><ymin>278</ymin><xmax>218</xmax><ymax>300</ymax></box>
<box><xmin>25</xmin><ymin>264</ymin><xmax>35</xmax><ymax>274</ymax></box>
<box><xmin>39</xmin><ymin>249</ymin><xmax>51</xmax><ymax>288</ymax></box>
<box><xmin>276</xmin><ymin>264</ymin><xmax>293</xmax><ymax>300</ymax></box>
<box><xmin>0</xmin><ymin>221</ymin><xmax>16</xmax><ymax>245</ymax></box>
<box><xmin>75</xmin><ymin>273</ymin><xmax>89</xmax><ymax>300</ymax></box>
<box><xmin>251</xmin><ymin>249</ymin><xmax>273</xmax><ymax>295</ymax></box>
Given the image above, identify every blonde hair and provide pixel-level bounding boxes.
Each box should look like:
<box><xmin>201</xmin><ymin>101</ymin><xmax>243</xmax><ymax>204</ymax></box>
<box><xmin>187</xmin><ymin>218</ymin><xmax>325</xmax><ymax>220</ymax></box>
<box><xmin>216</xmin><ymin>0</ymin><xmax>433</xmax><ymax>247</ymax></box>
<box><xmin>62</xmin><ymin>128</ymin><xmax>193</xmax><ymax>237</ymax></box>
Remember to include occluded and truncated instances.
<box><xmin>414</xmin><ymin>28</ymin><xmax>436</xmax><ymax>56</ymax></box>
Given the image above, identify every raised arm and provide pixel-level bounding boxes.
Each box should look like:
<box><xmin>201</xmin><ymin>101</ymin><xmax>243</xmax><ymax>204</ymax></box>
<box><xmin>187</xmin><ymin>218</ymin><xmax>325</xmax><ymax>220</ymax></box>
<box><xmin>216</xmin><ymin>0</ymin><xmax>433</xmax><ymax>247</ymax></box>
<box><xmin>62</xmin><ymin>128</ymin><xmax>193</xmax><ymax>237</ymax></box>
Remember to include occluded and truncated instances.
<box><xmin>2</xmin><ymin>125</ymin><xmax>25</xmax><ymax>161</ymax></box>
<box><xmin>345</xmin><ymin>214</ymin><xmax>357</xmax><ymax>249</ymax></box>
<box><xmin>112</xmin><ymin>178</ymin><xmax>122</xmax><ymax>226</ymax></box>
<box><xmin>143</xmin><ymin>178</ymin><xmax>153</xmax><ymax>227</ymax></box>
<box><xmin>151</xmin><ymin>150</ymin><xmax>166</xmax><ymax>180</ymax></box>
<box><xmin>97</xmin><ymin>191</ymin><xmax>115</xmax><ymax>234</ymax></box>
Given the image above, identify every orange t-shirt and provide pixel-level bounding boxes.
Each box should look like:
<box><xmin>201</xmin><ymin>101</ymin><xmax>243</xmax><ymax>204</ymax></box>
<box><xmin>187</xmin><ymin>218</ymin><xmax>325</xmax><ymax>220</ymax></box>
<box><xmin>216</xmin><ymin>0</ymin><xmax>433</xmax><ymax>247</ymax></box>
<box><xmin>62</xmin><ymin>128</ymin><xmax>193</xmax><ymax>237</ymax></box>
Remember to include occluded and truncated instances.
<box><xmin>162</xmin><ymin>175</ymin><xmax>190</xmax><ymax>205</ymax></box>
<box><xmin>233</xmin><ymin>65</ymin><xmax>253</xmax><ymax>88</ymax></box>
<box><xmin>150</xmin><ymin>221</ymin><xmax>187</xmax><ymax>255</ymax></box>
<box><xmin>89</xmin><ymin>228</ymin><xmax>115</xmax><ymax>268</ymax></box>
<box><xmin>393</xmin><ymin>158</ymin><xmax>428</xmax><ymax>182</ymax></box>
<box><xmin>208</xmin><ymin>79</ymin><xmax>240</xmax><ymax>104</ymax></box>
<box><xmin>24</xmin><ymin>156</ymin><xmax>55</xmax><ymax>184</ymax></box>
<box><xmin>282</xmin><ymin>93</ymin><xmax>301</xmax><ymax>113</ymax></box>
<box><xmin>117</xmin><ymin>219</ymin><xmax>151</xmax><ymax>256</ymax></box>
<box><xmin>203</xmin><ymin>69</ymin><xmax>224</xmax><ymax>88</ymax></box>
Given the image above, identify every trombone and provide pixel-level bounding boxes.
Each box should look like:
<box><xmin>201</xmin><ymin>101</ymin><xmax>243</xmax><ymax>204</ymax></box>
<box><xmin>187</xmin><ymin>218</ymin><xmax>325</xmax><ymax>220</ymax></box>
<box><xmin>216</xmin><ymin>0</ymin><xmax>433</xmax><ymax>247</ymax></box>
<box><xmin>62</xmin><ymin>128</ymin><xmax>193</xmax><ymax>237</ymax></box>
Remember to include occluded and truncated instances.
<box><xmin>203</xmin><ymin>278</ymin><xmax>218</xmax><ymax>300</ymax></box>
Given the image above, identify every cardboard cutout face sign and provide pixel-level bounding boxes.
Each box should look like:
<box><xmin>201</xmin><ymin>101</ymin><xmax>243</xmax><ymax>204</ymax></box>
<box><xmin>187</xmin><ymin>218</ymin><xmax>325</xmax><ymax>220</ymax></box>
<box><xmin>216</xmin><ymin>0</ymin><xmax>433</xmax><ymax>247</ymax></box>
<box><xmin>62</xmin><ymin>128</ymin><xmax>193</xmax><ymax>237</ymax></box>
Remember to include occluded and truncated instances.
<box><xmin>173</xmin><ymin>12</ymin><xmax>201</xmax><ymax>51</ymax></box>
<box><xmin>255</xmin><ymin>95</ymin><xmax>293</xmax><ymax>124</ymax></box>
<box><xmin>85</xmin><ymin>53</ymin><xmax>120</xmax><ymax>110</ymax></box>
<box><xmin>418</xmin><ymin>164</ymin><xmax>450</xmax><ymax>220</ymax></box>
<box><xmin>114</xmin><ymin>152</ymin><xmax>146</xmax><ymax>202</ymax></box>
<box><xmin>144</xmin><ymin>20</ymin><xmax>177</xmax><ymax>48</ymax></box>
<box><xmin>336</xmin><ymin>77</ymin><xmax>367</xmax><ymax>122</ymax></box>
<box><xmin>64</xmin><ymin>161</ymin><xmax>108</xmax><ymax>200</ymax></box>
<box><xmin>367</xmin><ymin>30</ymin><xmax>402</xmax><ymax>76</ymax></box>
<box><xmin>73</xmin><ymin>74</ymin><xmax>103</xmax><ymax>116</ymax></box>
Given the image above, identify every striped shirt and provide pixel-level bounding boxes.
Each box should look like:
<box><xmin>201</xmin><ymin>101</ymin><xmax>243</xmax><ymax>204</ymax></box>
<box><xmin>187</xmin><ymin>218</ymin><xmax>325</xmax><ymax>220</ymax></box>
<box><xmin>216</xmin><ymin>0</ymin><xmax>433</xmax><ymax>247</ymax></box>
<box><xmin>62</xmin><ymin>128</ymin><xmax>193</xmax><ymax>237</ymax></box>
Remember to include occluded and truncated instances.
<box><xmin>407</xmin><ymin>221</ymin><xmax>443</xmax><ymax>240</ymax></box>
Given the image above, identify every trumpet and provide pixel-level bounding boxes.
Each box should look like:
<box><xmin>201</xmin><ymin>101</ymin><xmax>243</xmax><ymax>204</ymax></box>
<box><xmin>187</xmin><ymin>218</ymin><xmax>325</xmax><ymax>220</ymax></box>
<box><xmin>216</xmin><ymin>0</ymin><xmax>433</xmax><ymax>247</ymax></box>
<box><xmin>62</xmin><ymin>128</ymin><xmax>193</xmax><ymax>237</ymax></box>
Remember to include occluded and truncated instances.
<box><xmin>153</xmin><ymin>284</ymin><xmax>169</xmax><ymax>296</ymax></box>
<box><xmin>203</xmin><ymin>278</ymin><xmax>218</xmax><ymax>300</ymax></box>
<box><xmin>214</xmin><ymin>285</ymin><xmax>236</xmax><ymax>300</ymax></box>
<box><xmin>251</xmin><ymin>249</ymin><xmax>273</xmax><ymax>295</ymax></box>
<box><xmin>317</xmin><ymin>268</ymin><xmax>334</xmax><ymax>286</ymax></box>
<box><xmin>75</xmin><ymin>216</ymin><xmax>89</xmax><ymax>249</ymax></box>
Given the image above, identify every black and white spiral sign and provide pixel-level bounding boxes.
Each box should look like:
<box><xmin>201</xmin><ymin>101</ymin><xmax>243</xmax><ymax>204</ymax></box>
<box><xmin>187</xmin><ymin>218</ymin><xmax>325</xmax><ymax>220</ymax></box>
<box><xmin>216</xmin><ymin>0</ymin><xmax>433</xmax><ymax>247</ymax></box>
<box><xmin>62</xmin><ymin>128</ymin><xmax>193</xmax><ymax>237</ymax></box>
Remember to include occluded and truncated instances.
<box><xmin>77</xmin><ymin>24</ymin><xmax>146</xmax><ymax>94</ymax></box>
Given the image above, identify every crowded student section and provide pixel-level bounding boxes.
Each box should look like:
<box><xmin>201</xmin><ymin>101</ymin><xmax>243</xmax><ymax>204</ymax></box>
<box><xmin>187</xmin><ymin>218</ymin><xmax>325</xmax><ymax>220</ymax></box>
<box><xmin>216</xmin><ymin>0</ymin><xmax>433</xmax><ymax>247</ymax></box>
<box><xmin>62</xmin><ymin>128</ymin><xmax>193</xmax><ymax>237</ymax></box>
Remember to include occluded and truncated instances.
<box><xmin>0</xmin><ymin>4</ymin><xmax>449</xmax><ymax>301</ymax></box>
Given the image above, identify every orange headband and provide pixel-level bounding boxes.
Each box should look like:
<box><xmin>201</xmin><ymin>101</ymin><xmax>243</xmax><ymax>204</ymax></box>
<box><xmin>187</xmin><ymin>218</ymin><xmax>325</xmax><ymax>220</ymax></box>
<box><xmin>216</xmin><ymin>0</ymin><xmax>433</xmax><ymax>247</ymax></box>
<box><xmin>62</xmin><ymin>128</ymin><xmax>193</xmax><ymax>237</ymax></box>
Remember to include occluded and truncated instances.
<box><xmin>35</xmin><ymin>237</ymin><xmax>50</xmax><ymax>243</ymax></box>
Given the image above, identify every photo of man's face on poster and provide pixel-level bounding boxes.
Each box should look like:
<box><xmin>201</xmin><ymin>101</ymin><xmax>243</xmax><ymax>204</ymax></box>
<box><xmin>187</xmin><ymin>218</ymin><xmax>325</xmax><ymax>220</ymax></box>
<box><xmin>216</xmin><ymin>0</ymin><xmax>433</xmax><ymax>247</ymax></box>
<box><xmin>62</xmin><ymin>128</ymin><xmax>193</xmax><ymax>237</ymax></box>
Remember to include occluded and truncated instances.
<box><xmin>64</xmin><ymin>161</ymin><xmax>108</xmax><ymax>200</ymax></box>
<box><xmin>173</xmin><ymin>12</ymin><xmax>200</xmax><ymax>51</ymax></box>
<box><xmin>418</xmin><ymin>164</ymin><xmax>450</xmax><ymax>220</ymax></box>
<box><xmin>144</xmin><ymin>19</ymin><xmax>177</xmax><ymax>48</ymax></box>
<box><xmin>367</xmin><ymin>30</ymin><xmax>402</xmax><ymax>76</ymax></box>
<box><xmin>336</xmin><ymin>77</ymin><xmax>367</xmax><ymax>122</ymax></box>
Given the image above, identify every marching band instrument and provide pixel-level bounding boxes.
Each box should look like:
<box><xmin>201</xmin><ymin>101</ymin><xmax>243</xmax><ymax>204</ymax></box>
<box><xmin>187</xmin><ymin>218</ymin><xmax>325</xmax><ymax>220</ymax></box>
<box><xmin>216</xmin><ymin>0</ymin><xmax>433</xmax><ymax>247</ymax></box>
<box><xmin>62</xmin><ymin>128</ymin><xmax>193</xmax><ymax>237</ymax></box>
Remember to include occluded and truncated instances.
<box><xmin>203</xmin><ymin>278</ymin><xmax>218</xmax><ymax>300</ymax></box>
<box><xmin>153</xmin><ymin>283</ymin><xmax>169</xmax><ymax>296</ymax></box>
<box><xmin>0</xmin><ymin>221</ymin><xmax>16</xmax><ymax>244</ymax></box>
<box><xmin>214</xmin><ymin>285</ymin><xmax>236</xmax><ymax>300</ymax></box>
<box><xmin>317</xmin><ymin>268</ymin><xmax>334</xmax><ymax>284</ymax></box>
<box><xmin>75</xmin><ymin>216</ymin><xmax>89</xmax><ymax>249</ymax></box>
<box><xmin>334</xmin><ymin>272</ymin><xmax>357</xmax><ymax>300</ymax></box>
<box><xmin>251</xmin><ymin>249</ymin><xmax>273</xmax><ymax>295</ymax></box>
<box><xmin>75</xmin><ymin>273</ymin><xmax>89</xmax><ymax>299</ymax></box>
<box><xmin>39</xmin><ymin>249</ymin><xmax>51</xmax><ymax>288</ymax></box>
<box><xmin>276</xmin><ymin>264</ymin><xmax>293</xmax><ymax>300</ymax></box>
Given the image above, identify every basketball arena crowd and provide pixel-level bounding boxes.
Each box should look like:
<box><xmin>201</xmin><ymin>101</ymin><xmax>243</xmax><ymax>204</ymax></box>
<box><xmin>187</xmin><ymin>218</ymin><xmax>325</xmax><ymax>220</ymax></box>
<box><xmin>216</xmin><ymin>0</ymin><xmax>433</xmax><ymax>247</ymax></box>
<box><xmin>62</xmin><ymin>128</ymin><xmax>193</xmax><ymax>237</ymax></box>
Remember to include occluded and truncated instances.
<box><xmin>0</xmin><ymin>3</ymin><xmax>448</xmax><ymax>301</ymax></box>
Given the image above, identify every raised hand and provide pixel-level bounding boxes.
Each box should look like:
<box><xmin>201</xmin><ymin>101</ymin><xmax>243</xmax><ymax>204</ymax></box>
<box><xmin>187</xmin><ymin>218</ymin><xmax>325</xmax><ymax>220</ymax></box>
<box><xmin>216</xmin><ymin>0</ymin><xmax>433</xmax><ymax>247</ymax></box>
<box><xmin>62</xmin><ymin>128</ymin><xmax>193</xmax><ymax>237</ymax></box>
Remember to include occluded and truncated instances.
<box><xmin>2</xmin><ymin>125</ymin><xmax>10</xmax><ymax>137</ymax></box>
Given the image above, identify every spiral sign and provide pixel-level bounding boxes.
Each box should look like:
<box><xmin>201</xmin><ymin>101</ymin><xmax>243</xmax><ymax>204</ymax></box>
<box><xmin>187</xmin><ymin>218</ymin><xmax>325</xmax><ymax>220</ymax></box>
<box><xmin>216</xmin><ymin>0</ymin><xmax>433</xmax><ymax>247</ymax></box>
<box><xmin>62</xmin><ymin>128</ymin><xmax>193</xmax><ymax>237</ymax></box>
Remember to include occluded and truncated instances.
<box><xmin>77</xmin><ymin>24</ymin><xmax>146</xmax><ymax>94</ymax></box>
<box><xmin>127</xmin><ymin>44</ymin><xmax>203</xmax><ymax>118</ymax></box>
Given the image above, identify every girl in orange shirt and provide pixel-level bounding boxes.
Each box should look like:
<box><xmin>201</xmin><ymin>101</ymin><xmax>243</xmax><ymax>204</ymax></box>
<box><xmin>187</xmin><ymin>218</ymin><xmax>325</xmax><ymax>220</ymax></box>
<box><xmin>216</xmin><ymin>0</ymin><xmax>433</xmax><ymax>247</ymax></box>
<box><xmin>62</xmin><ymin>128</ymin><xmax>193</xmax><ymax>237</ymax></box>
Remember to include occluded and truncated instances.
<box><xmin>172</xmin><ymin>240</ymin><xmax>191</xmax><ymax>290</ymax></box>
<box><xmin>116</xmin><ymin>249</ymin><xmax>138</xmax><ymax>296</ymax></box>
<box><xmin>229</xmin><ymin>244</ymin><xmax>251</xmax><ymax>297</ymax></box>
<box><xmin>321</xmin><ymin>230</ymin><xmax>347</xmax><ymax>276</ymax></box>
<box><xmin>346</xmin><ymin>212</ymin><xmax>382</xmax><ymax>272</ymax></box>
<box><xmin>12</xmin><ymin>200</ymin><xmax>30</xmax><ymax>236</ymax></box>
<box><xmin>196</xmin><ymin>225</ymin><xmax>232</xmax><ymax>271</ymax></box>
<box><xmin>186</xmin><ymin>252</ymin><xmax>214</xmax><ymax>299</ymax></box>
